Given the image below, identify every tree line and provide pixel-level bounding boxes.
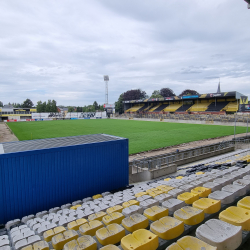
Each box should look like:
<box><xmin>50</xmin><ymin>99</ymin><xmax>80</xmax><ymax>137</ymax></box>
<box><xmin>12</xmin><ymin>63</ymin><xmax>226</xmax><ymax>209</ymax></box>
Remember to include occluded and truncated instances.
<box><xmin>0</xmin><ymin>99</ymin><xmax>104</xmax><ymax>113</ymax></box>
<box><xmin>0</xmin><ymin>99</ymin><xmax>34</xmax><ymax>108</ymax></box>
<box><xmin>68</xmin><ymin>101</ymin><xmax>104</xmax><ymax>112</ymax></box>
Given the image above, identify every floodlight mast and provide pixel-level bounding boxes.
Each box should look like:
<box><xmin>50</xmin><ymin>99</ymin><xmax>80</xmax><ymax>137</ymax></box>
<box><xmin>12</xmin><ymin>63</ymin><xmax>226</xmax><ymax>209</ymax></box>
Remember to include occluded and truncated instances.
<box><xmin>244</xmin><ymin>0</ymin><xmax>250</xmax><ymax>8</ymax></box>
<box><xmin>104</xmin><ymin>75</ymin><xmax>109</xmax><ymax>104</ymax></box>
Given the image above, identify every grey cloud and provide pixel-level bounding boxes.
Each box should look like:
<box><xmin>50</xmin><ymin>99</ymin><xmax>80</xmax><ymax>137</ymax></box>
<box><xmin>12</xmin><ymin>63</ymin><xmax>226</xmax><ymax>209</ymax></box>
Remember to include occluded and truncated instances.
<box><xmin>0</xmin><ymin>0</ymin><xmax>249</xmax><ymax>106</ymax></box>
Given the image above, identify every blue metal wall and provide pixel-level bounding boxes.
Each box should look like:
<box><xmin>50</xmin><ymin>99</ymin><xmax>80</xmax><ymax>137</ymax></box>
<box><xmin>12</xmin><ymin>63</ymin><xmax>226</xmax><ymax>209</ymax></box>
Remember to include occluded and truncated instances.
<box><xmin>0</xmin><ymin>139</ymin><xmax>128</xmax><ymax>224</ymax></box>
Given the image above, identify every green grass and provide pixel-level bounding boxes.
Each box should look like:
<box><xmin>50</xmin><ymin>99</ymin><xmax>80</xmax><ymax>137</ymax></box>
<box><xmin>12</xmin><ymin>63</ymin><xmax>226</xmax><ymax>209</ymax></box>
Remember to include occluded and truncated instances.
<box><xmin>7</xmin><ymin>119</ymin><xmax>246</xmax><ymax>154</ymax></box>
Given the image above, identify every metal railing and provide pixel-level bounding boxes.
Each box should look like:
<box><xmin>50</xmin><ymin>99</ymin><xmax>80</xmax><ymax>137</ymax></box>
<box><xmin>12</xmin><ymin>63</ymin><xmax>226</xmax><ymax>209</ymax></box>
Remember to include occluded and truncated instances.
<box><xmin>120</xmin><ymin>113</ymin><xmax>250</xmax><ymax>124</ymax></box>
<box><xmin>131</xmin><ymin>140</ymin><xmax>235</xmax><ymax>173</ymax></box>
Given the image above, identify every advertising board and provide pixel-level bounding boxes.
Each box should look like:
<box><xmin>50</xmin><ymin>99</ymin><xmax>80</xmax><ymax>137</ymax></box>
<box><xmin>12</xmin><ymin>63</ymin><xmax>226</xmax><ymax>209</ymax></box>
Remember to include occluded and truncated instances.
<box><xmin>182</xmin><ymin>95</ymin><xmax>199</xmax><ymax>99</ymax></box>
<box><xmin>103</xmin><ymin>104</ymin><xmax>115</xmax><ymax>108</ymax></box>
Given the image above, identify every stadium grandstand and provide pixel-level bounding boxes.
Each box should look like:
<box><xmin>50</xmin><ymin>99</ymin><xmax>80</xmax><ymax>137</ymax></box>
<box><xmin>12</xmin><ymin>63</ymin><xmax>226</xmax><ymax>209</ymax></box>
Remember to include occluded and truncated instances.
<box><xmin>124</xmin><ymin>90</ymin><xmax>250</xmax><ymax>114</ymax></box>
<box><xmin>2</xmin><ymin>144</ymin><xmax>250</xmax><ymax>250</ymax></box>
<box><xmin>0</xmin><ymin>105</ymin><xmax>37</xmax><ymax>122</ymax></box>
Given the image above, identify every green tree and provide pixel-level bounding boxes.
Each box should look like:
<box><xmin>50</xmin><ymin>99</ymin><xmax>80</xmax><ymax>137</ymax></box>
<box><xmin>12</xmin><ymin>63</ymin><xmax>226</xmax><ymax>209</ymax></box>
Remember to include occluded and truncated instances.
<box><xmin>99</xmin><ymin>105</ymin><xmax>104</xmax><ymax>111</ymax></box>
<box><xmin>76</xmin><ymin>106</ymin><xmax>82</xmax><ymax>112</ymax></box>
<box><xmin>0</xmin><ymin>101</ymin><xmax>3</xmax><ymax>107</ymax></box>
<box><xmin>150</xmin><ymin>90</ymin><xmax>163</xmax><ymax>99</ymax></box>
<box><xmin>68</xmin><ymin>106</ymin><xmax>74</xmax><ymax>112</ymax></box>
<box><xmin>22</xmin><ymin>99</ymin><xmax>34</xmax><ymax>108</ymax></box>
<box><xmin>51</xmin><ymin>100</ymin><xmax>57</xmax><ymax>112</ymax></box>
<box><xmin>93</xmin><ymin>101</ymin><xmax>98</xmax><ymax>110</ymax></box>
<box><xmin>46</xmin><ymin>100</ymin><xmax>52</xmax><ymax>112</ymax></box>
<box><xmin>36</xmin><ymin>101</ymin><xmax>43</xmax><ymax>112</ymax></box>
<box><xmin>42</xmin><ymin>102</ymin><xmax>46</xmax><ymax>112</ymax></box>
<box><xmin>115</xmin><ymin>94</ymin><xmax>124</xmax><ymax>114</ymax></box>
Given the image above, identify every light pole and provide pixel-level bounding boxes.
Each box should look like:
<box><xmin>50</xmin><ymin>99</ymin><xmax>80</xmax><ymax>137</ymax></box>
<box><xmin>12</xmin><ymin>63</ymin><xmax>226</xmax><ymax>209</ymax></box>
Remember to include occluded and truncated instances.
<box><xmin>104</xmin><ymin>75</ymin><xmax>109</xmax><ymax>104</ymax></box>
<box><xmin>244</xmin><ymin>0</ymin><xmax>250</xmax><ymax>8</ymax></box>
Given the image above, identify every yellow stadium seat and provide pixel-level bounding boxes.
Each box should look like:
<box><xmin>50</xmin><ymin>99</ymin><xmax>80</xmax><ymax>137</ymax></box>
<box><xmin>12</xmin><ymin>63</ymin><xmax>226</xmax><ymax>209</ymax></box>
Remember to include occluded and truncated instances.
<box><xmin>125</xmin><ymin>104</ymin><xmax>145</xmax><ymax>113</ymax></box>
<box><xmin>106</xmin><ymin>205</ymin><xmax>123</xmax><ymax>215</ymax></box>
<box><xmin>43</xmin><ymin>226</ymin><xmax>66</xmax><ymax>242</ymax></box>
<box><xmin>219</xmin><ymin>206</ymin><xmax>250</xmax><ymax>231</ymax></box>
<box><xmin>93</xmin><ymin>194</ymin><xmax>102</xmax><ymax>200</ymax></box>
<box><xmin>121</xmin><ymin>229</ymin><xmax>158</xmax><ymax>250</ymax></box>
<box><xmin>188</xmin><ymin>102</ymin><xmax>211</xmax><ymax>112</ymax></box>
<box><xmin>177</xmin><ymin>192</ymin><xmax>199</xmax><ymax>204</ymax></box>
<box><xmin>237</xmin><ymin>196</ymin><xmax>250</xmax><ymax>210</ymax></box>
<box><xmin>166</xmin><ymin>243</ymin><xmax>183</xmax><ymax>250</ymax></box>
<box><xmin>164</xmin><ymin>178</ymin><xmax>172</xmax><ymax>181</ymax></box>
<box><xmin>99</xmin><ymin>245</ymin><xmax>120</xmax><ymax>250</ymax></box>
<box><xmin>156</xmin><ymin>185</ymin><xmax>175</xmax><ymax>192</ymax></box>
<box><xmin>147</xmin><ymin>190</ymin><xmax>164</xmax><ymax>198</ymax></box>
<box><xmin>70</xmin><ymin>205</ymin><xmax>81</xmax><ymax>210</ymax></box>
<box><xmin>174</xmin><ymin>206</ymin><xmax>204</xmax><ymax>226</ymax></box>
<box><xmin>88</xmin><ymin>211</ymin><xmax>107</xmax><ymax>221</ymax></box>
<box><xmin>150</xmin><ymin>216</ymin><xmax>184</xmax><ymax>240</ymax></box>
<box><xmin>102</xmin><ymin>212</ymin><xmax>125</xmax><ymax>226</ymax></box>
<box><xmin>196</xmin><ymin>172</ymin><xmax>205</xmax><ymax>175</ymax></box>
<box><xmin>64</xmin><ymin>235</ymin><xmax>97</xmax><ymax>250</ymax></box>
<box><xmin>79</xmin><ymin>221</ymin><xmax>104</xmax><ymax>237</ymax></box>
<box><xmin>95</xmin><ymin>224</ymin><xmax>125</xmax><ymax>246</ymax></box>
<box><xmin>52</xmin><ymin>230</ymin><xmax>79</xmax><ymax>250</ymax></box>
<box><xmin>176</xmin><ymin>176</ymin><xmax>183</xmax><ymax>180</ymax></box>
<box><xmin>193</xmin><ymin>198</ymin><xmax>221</xmax><ymax>214</ymax></box>
<box><xmin>223</xmin><ymin>102</ymin><xmax>238</xmax><ymax>112</ymax></box>
<box><xmin>122</xmin><ymin>200</ymin><xmax>140</xmax><ymax>208</ymax></box>
<box><xmin>163</xmin><ymin>103</ymin><xmax>182</xmax><ymax>112</ymax></box>
<box><xmin>146</xmin><ymin>188</ymin><xmax>158</xmax><ymax>193</ymax></box>
<box><xmin>191</xmin><ymin>187</ymin><xmax>212</xmax><ymax>198</ymax></box>
<box><xmin>68</xmin><ymin>219</ymin><xmax>88</xmax><ymax>231</ymax></box>
<box><xmin>122</xmin><ymin>214</ymin><xmax>149</xmax><ymax>232</ymax></box>
<box><xmin>167</xmin><ymin>236</ymin><xmax>217</xmax><ymax>250</ymax></box>
<box><xmin>22</xmin><ymin>241</ymin><xmax>49</xmax><ymax>250</ymax></box>
<box><xmin>143</xmin><ymin>206</ymin><xmax>168</xmax><ymax>221</ymax></box>
<box><xmin>135</xmin><ymin>192</ymin><xmax>148</xmax><ymax>198</ymax></box>
<box><xmin>21</xmin><ymin>246</ymin><xmax>33</xmax><ymax>250</ymax></box>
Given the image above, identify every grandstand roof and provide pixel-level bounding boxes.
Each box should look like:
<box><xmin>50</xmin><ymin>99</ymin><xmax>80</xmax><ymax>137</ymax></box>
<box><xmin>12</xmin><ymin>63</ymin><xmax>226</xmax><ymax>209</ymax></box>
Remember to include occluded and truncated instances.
<box><xmin>0</xmin><ymin>134</ymin><xmax>124</xmax><ymax>154</ymax></box>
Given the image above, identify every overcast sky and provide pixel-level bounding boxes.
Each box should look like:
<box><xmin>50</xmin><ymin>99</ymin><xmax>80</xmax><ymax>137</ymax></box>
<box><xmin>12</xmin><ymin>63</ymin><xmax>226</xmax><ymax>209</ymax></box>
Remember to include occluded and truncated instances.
<box><xmin>0</xmin><ymin>0</ymin><xmax>249</xmax><ymax>106</ymax></box>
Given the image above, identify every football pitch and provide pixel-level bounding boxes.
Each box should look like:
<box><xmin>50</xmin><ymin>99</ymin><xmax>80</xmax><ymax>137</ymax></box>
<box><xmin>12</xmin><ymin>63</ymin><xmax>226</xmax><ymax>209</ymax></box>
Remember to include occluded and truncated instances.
<box><xmin>7</xmin><ymin>119</ymin><xmax>246</xmax><ymax>154</ymax></box>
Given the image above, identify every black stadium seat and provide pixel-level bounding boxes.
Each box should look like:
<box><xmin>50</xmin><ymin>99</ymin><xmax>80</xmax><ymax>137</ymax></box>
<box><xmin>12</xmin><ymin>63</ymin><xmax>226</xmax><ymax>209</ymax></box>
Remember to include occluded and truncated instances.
<box><xmin>137</xmin><ymin>105</ymin><xmax>148</xmax><ymax>112</ymax></box>
<box><xmin>206</xmin><ymin>102</ymin><xmax>229</xmax><ymax>112</ymax></box>
<box><xmin>175</xmin><ymin>104</ymin><xmax>193</xmax><ymax>112</ymax></box>
<box><xmin>154</xmin><ymin>104</ymin><xmax>169</xmax><ymax>112</ymax></box>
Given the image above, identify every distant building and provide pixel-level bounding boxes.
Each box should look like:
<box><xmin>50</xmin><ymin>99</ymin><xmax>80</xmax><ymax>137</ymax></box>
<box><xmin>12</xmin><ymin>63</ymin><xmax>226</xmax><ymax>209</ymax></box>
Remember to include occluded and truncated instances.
<box><xmin>0</xmin><ymin>106</ymin><xmax>37</xmax><ymax>121</ymax></box>
<box><xmin>57</xmin><ymin>107</ymin><xmax>68</xmax><ymax>113</ymax></box>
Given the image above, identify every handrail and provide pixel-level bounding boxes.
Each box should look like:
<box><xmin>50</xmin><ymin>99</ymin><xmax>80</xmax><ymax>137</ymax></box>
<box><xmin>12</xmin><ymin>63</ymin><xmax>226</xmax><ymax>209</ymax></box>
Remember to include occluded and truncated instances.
<box><xmin>131</xmin><ymin>140</ymin><xmax>238</xmax><ymax>171</ymax></box>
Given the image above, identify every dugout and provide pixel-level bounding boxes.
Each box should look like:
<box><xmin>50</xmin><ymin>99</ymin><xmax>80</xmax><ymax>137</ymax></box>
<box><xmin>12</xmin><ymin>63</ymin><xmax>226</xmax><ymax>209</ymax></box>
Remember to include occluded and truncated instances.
<box><xmin>0</xmin><ymin>134</ymin><xmax>128</xmax><ymax>224</ymax></box>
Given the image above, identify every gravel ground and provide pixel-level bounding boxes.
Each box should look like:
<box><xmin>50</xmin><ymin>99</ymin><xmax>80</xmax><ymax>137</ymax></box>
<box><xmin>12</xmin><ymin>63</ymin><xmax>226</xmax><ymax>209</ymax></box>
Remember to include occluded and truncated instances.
<box><xmin>0</xmin><ymin>123</ymin><xmax>18</xmax><ymax>143</ymax></box>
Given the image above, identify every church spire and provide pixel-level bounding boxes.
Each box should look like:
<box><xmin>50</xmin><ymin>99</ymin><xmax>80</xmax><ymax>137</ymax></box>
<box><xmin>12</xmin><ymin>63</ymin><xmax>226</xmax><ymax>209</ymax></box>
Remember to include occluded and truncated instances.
<box><xmin>217</xmin><ymin>78</ymin><xmax>221</xmax><ymax>93</ymax></box>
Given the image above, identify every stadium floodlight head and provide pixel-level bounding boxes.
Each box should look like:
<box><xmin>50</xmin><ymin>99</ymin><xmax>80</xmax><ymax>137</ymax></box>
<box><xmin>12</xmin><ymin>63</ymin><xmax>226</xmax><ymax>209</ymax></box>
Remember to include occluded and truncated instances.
<box><xmin>104</xmin><ymin>75</ymin><xmax>109</xmax><ymax>104</ymax></box>
<box><xmin>244</xmin><ymin>0</ymin><xmax>250</xmax><ymax>8</ymax></box>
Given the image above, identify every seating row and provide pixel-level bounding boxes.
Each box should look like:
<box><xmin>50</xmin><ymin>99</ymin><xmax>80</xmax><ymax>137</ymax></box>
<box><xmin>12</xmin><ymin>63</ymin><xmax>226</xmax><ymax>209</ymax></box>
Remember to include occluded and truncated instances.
<box><xmin>4</xmin><ymin>164</ymin><xmax>250</xmax><ymax>250</ymax></box>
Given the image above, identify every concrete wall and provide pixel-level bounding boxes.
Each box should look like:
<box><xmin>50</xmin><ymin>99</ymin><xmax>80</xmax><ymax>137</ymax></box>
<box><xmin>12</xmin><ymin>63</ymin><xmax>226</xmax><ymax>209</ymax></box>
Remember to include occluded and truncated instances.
<box><xmin>129</xmin><ymin>146</ymin><xmax>234</xmax><ymax>183</ymax></box>
<box><xmin>129</xmin><ymin>164</ymin><xmax>177</xmax><ymax>183</ymax></box>
<box><xmin>173</xmin><ymin>146</ymin><xmax>234</xmax><ymax>166</ymax></box>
